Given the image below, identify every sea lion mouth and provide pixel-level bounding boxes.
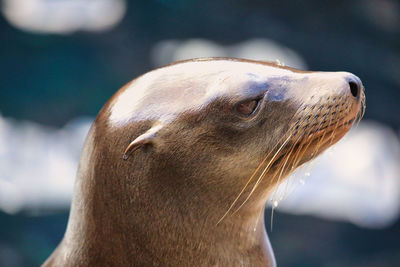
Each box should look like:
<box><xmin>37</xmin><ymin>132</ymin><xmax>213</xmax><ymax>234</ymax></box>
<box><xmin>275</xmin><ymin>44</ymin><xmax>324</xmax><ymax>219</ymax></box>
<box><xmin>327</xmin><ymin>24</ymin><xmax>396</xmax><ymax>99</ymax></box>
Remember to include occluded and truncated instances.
<box><xmin>269</xmin><ymin>116</ymin><xmax>357</xmax><ymax>171</ymax></box>
<box><xmin>300</xmin><ymin>117</ymin><xmax>355</xmax><ymax>144</ymax></box>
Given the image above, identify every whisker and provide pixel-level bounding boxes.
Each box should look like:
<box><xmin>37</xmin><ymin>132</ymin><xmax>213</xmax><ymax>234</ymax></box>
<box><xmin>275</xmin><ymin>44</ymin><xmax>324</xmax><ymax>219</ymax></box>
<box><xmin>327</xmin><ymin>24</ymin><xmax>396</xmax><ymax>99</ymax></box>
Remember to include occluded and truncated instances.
<box><xmin>260</xmin><ymin>118</ymin><xmax>322</xmax><ymax>225</ymax></box>
<box><xmin>270</xmin><ymin>204</ymin><xmax>275</xmax><ymax>232</ymax></box>
<box><xmin>269</xmin><ymin>146</ymin><xmax>295</xmax><ymax>200</ymax></box>
<box><xmin>356</xmin><ymin>93</ymin><xmax>366</xmax><ymax>127</ymax></box>
<box><xmin>267</xmin><ymin>93</ymin><xmax>367</xmax><ymax>228</ymax></box>
<box><xmin>327</xmin><ymin>104</ymin><xmax>342</xmax><ymax>146</ymax></box>
<box><xmin>267</xmin><ymin>125</ymin><xmax>312</xmax><ymax>204</ymax></box>
<box><xmin>291</xmin><ymin>116</ymin><xmax>321</xmax><ymax>167</ymax></box>
<box><xmin>216</xmin><ymin>108</ymin><xmax>313</xmax><ymax>224</ymax></box>
<box><xmin>232</xmin><ymin>131</ymin><xmax>296</xmax><ymax>214</ymax></box>
<box><xmin>231</xmin><ymin>107</ymin><xmax>316</xmax><ymax>216</ymax></box>
<box><xmin>216</xmin><ymin>88</ymin><xmax>363</xmax><ymax>225</ymax></box>
<box><xmin>311</xmin><ymin>105</ymin><xmax>335</xmax><ymax>156</ymax></box>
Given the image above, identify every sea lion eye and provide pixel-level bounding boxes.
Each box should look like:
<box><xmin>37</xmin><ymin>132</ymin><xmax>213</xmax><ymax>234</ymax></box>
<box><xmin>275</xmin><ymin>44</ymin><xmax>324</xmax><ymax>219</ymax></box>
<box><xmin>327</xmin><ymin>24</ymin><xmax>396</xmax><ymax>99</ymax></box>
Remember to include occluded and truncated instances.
<box><xmin>235</xmin><ymin>98</ymin><xmax>261</xmax><ymax>116</ymax></box>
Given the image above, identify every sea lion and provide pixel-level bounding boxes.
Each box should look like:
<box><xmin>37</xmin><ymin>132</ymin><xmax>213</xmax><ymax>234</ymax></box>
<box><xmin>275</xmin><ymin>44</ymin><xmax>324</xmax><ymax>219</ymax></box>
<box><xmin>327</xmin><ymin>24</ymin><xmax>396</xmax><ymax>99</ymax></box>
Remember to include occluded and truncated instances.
<box><xmin>43</xmin><ymin>58</ymin><xmax>365</xmax><ymax>267</ymax></box>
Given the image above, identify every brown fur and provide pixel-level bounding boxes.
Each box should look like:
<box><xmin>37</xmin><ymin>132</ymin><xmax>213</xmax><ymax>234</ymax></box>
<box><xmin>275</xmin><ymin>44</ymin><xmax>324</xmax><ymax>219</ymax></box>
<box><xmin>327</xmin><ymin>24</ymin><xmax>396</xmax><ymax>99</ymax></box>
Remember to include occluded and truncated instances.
<box><xmin>43</xmin><ymin>58</ymin><xmax>364</xmax><ymax>266</ymax></box>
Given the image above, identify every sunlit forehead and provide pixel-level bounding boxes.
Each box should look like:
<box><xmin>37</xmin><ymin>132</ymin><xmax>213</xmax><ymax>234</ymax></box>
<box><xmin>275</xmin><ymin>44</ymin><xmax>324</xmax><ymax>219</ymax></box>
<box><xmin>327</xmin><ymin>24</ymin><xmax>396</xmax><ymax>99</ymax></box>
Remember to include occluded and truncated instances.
<box><xmin>109</xmin><ymin>59</ymin><xmax>298</xmax><ymax>126</ymax></box>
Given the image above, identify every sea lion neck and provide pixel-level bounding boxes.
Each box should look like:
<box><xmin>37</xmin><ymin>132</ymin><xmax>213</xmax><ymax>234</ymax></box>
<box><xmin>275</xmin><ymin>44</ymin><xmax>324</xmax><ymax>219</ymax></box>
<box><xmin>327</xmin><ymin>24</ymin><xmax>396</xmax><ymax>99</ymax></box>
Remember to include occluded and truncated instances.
<box><xmin>57</xmin><ymin>121</ymin><xmax>276</xmax><ymax>266</ymax></box>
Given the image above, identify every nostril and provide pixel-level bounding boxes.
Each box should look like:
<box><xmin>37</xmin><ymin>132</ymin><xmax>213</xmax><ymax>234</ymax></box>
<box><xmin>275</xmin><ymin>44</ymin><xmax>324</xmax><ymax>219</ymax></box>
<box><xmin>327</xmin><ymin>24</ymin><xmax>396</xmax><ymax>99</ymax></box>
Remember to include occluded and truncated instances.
<box><xmin>349</xmin><ymin>81</ymin><xmax>359</xmax><ymax>98</ymax></box>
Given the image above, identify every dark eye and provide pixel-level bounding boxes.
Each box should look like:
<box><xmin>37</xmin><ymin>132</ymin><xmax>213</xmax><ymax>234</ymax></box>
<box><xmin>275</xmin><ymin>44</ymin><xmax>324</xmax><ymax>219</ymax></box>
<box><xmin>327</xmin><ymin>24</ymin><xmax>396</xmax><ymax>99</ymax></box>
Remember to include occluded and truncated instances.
<box><xmin>236</xmin><ymin>98</ymin><xmax>261</xmax><ymax>116</ymax></box>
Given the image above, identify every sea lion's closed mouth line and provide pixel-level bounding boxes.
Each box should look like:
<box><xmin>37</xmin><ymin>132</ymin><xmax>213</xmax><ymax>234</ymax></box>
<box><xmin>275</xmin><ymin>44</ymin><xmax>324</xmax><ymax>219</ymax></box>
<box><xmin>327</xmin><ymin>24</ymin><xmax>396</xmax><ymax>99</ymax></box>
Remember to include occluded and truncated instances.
<box><xmin>269</xmin><ymin>117</ymin><xmax>356</xmax><ymax>169</ymax></box>
<box><xmin>303</xmin><ymin>117</ymin><xmax>355</xmax><ymax>141</ymax></box>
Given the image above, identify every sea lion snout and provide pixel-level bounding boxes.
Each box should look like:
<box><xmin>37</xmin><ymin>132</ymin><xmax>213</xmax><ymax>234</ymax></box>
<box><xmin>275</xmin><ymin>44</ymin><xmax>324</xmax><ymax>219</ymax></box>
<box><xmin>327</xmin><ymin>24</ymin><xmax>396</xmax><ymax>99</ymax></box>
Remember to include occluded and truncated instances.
<box><xmin>299</xmin><ymin>72</ymin><xmax>364</xmax><ymax>119</ymax></box>
<box><xmin>285</xmin><ymin>71</ymin><xmax>365</xmax><ymax>166</ymax></box>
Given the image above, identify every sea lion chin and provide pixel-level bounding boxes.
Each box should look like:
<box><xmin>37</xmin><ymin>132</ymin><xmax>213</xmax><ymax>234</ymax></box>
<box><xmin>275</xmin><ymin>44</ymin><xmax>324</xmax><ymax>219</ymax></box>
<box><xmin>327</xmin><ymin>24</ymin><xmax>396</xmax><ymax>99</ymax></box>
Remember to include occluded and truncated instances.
<box><xmin>43</xmin><ymin>58</ymin><xmax>365</xmax><ymax>267</ymax></box>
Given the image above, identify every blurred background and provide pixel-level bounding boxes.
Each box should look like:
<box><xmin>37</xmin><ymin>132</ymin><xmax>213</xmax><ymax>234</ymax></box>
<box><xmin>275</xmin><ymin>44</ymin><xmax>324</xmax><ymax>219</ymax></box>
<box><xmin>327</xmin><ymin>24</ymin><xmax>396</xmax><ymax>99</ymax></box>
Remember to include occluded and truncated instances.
<box><xmin>0</xmin><ymin>0</ymin><xmax>399</xmax><ymax>266</ymax></box>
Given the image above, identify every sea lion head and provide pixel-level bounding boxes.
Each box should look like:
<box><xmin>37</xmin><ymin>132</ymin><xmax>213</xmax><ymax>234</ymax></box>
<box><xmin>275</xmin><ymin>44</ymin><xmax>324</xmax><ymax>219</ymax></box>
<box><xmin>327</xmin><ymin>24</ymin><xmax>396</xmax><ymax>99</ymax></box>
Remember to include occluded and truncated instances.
<box><xmin>88</xmin><ymin>58</ymin><xmax>365</xmax><ymax>219</ymax></box>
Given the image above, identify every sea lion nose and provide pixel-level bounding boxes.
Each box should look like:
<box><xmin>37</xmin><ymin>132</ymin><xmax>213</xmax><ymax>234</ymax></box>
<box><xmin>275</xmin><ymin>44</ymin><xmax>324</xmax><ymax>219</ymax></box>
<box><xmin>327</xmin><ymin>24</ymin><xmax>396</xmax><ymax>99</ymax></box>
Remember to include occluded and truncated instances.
<box><xmin>346</xmin><ymin>75</ymin><xmax>362</xmax><ymax>99</ymax></box>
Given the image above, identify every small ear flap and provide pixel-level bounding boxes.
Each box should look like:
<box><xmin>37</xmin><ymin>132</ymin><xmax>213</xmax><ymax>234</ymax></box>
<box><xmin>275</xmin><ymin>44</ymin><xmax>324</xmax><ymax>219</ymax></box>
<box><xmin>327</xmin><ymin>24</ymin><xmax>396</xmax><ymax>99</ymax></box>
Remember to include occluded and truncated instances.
<box><xmin>123</xmin><ymin>123</ymin><xmax>163</xmax><ymax>160</ymax></box>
